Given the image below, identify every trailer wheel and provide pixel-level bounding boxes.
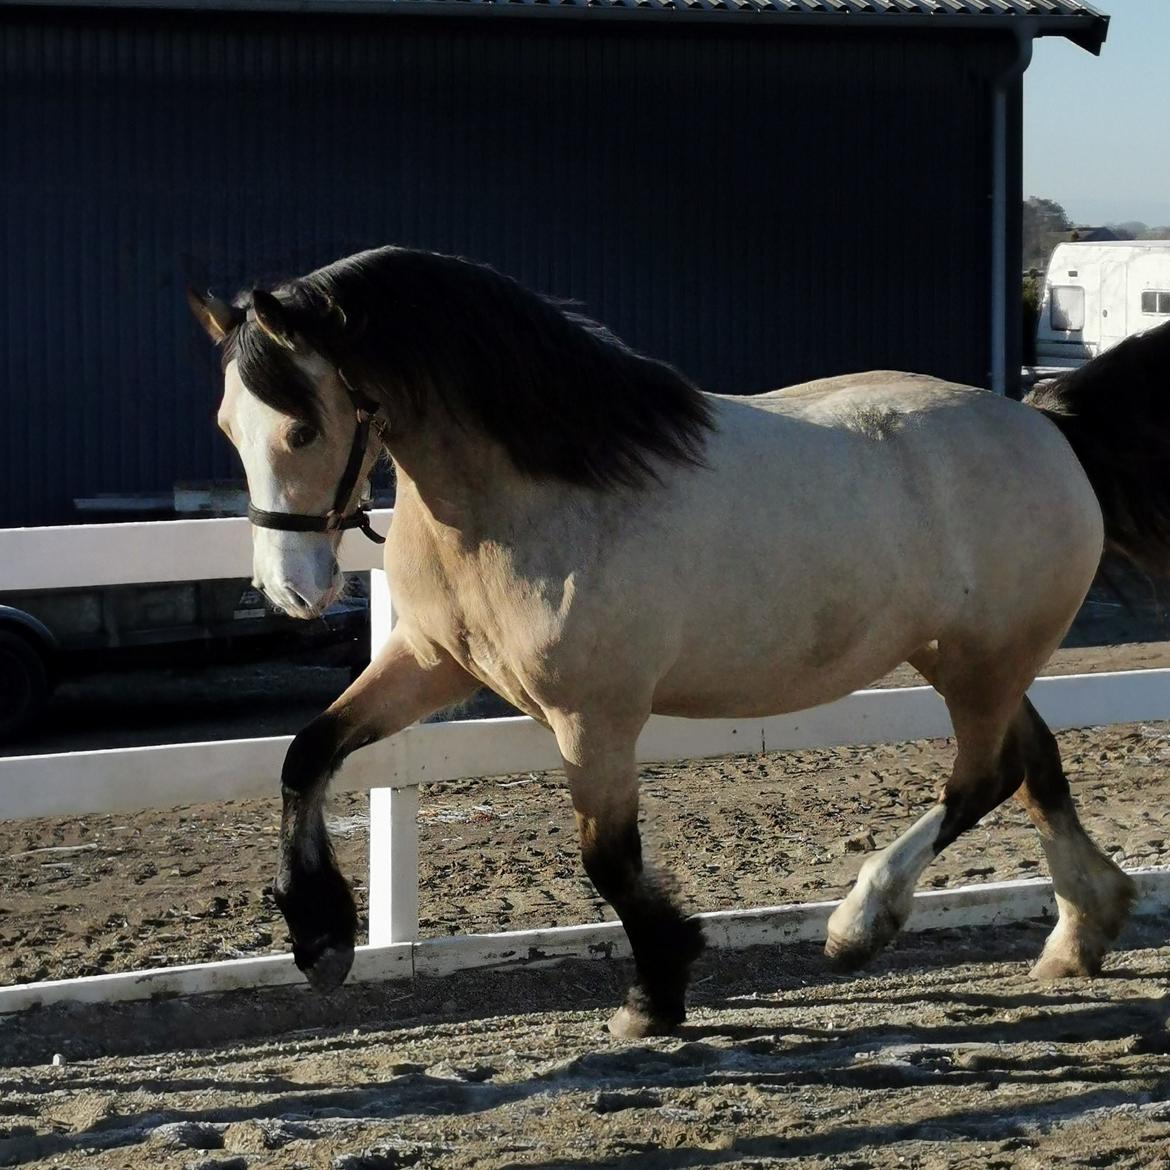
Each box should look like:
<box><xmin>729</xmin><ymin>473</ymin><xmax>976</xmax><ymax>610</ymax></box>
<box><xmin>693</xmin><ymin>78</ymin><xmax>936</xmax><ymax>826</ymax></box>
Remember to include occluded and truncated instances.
<box><xmin>0</xmin><ymin>629</ymin><xmax>51</xmax><ymax>741</ymax></box>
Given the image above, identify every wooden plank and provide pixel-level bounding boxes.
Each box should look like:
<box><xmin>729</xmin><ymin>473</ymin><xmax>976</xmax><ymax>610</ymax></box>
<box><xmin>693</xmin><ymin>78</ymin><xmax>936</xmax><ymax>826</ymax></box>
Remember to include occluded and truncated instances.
<box><xmin>0</xmin><ymin>510</ymin><xmax>391</xmax><ymax>590</ymax></box>
<box><xmin>0</xmin><ymin>734</ymin><xmax>405</xmax><ymax>818</ymax></box>
<box><xmin>0</xmin><ymin>736</ymin><xmax>294</xmax><ymax>818</ymax></box>
<box><xmin>1031</xmin><ymin>668</ymin><xmax>1170</xmax><ymax>729</ymax></box>
<box><xmin>5</xmin><ymin>869</ymin><xmax>1167</xmax><ymax>1015</ymax></box>
<box><xmin>0</xmin><ymin>943</ymin><xmax>412</xmax><ymax>1014</ymax></box>
<box><xmin>364</xmin><ymin>667</ymin><xmax>1170</xmax><ymax>786</ymax></box>
<box><xmin>759</xmin><ymin>685</ymin><xmax>951</xmax><ymax>751</ymax></box>
<box><xmin>3</xmin><ymin>671</ymin><xmax>1170</xmax><ymax>820</ymax></box>
<box><xmin>401</xmin><ymin>716</ymin><xmax>563</xmax><ymax>785</ymax></box>
<box><xmin>415</xmin><ymin>921</ymin><xmax>630</xmax><ymax>978</ymax></box>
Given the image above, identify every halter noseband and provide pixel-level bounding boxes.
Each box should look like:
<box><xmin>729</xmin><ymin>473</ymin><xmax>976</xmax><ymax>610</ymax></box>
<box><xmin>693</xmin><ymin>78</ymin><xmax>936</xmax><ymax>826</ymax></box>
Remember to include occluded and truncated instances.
<box><xmin>246</xmin><ymin>373</ymin><xmax>387</xmax><ymax>546</ymax></box>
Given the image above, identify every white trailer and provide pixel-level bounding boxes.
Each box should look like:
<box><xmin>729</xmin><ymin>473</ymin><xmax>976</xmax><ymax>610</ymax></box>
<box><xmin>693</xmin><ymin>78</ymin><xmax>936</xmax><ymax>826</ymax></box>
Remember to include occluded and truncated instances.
<box><xmin>1033</xmin><ymin>239</ymin><xmax>1170</xmax><ymax>375</ymax></box>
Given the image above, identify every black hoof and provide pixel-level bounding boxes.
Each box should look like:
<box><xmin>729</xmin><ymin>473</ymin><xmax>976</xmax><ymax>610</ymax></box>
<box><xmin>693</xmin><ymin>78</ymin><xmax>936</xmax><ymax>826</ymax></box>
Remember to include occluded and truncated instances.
<box><xmin>275</xmin><ymin>860</ymin><xmax>358</xmax><ymax>993</ymax></box>
<box><xmin>621</xmin><ymin>981</ymin><xmax>688</xmax><ymax>1031</ymax></box>
<box><xmin>608</xmin><ymin>1002</ymin><xmax>685</xmax><ymax>1039</ymax></box>
<box><xmin>620</xmin><ymin>915</ymin><xmax>705</xmax><ymax>1036</ymax></box>
<box><xmin>296</xmin><ymin>942</ymin><xmax>356</xmax><ymax>993</ymax></box>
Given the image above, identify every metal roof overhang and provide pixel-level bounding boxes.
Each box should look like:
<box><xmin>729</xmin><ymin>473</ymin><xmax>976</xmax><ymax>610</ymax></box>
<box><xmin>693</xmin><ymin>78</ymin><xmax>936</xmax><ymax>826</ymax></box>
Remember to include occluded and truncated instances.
<box><xmin>0</xmin><ymin>0</ymin><xmax>1110</xmax><ymax>56</ymax></box>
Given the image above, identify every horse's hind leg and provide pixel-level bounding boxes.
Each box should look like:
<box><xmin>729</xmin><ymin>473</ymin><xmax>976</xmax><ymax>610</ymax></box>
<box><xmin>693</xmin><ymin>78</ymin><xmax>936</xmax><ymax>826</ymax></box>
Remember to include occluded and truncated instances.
<box><xmin>1015</xmin><ymin>700</ymin><xmax>1136</xmax><ymax>978</ymax></box>
<box><xmin>277</xmin><ymin>632</ymin><xmax>476</xmax><ymax>991</ymax></box>
<box><xmin>826</xmin><ymin>676</ymin><xmax>1030</xmax><ymax>968</ymax></box>
<box><xmin>552</xmin><ymin>712</ymin><xmax>704</xmax><ymax>1040</ymax></box>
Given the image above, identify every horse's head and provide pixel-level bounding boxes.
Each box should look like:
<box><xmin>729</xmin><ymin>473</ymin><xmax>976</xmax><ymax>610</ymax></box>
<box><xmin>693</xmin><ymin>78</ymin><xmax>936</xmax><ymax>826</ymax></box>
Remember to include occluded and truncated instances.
<box><xmin>189</xmin><ymin>246</ymin><xmax>713</xmax><ymax>612</ymax></box>
<box><xmin>188</xmin><ymin>287</ymin><xmax>383</xmax><ymax>619</ymax></box>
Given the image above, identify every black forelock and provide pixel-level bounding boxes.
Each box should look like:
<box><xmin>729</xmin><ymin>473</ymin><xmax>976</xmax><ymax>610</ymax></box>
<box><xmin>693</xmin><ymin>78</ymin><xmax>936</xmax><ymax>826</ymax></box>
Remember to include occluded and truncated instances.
<box><xmin>221</xmin><ymin>306</ymin><xmax>323</xmax><ymax>430</ymax></box>
<box><xmin>222</xmin><ymin>247</ymin><xmax>713</xmax><ymax>491</ymax></box>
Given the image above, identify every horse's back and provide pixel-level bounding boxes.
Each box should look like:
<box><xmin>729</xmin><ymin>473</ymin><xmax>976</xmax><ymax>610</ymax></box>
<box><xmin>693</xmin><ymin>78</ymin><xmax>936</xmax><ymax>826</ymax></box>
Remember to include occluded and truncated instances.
<box><xmin>637</xmin><ymin>372</ymin><xmax>1104</xmax><ymax>716</ymax></box>
<box><xmin>708</xmin><ymin>372</ymin><xmax>1099</xmax><ymax>546</ymax></box>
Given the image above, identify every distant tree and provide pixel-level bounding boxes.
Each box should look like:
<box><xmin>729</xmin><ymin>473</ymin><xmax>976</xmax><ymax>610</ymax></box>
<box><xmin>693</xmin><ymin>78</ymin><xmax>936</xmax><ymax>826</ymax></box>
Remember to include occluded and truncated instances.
<box><xmin>1023</xmin><ymin>197</ymin><xmax>1073</xmax><ymax>269</ymax></box>
<box><xmin>1021</xmin><ymin>271</ymin><xmax>1043</xmax><ymax>366</ymax></box>
<box><xmin>1110</xmin><ymin>220</ymin><xmax>1147</xmax><ymax>239</ymax></box>
<box><xmin>1104</xmin><ymin>220</ymin><xmax>1170</xmax><ymax>241</ymax></box>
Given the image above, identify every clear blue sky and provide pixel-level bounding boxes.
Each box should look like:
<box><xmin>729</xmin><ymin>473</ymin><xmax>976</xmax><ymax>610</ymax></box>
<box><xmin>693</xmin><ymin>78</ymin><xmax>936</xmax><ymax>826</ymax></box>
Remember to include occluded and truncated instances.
<box><xmin>1024</xmin><ymin>0</ymin><xmax>1170</xmax><ymax>226</ymax></box>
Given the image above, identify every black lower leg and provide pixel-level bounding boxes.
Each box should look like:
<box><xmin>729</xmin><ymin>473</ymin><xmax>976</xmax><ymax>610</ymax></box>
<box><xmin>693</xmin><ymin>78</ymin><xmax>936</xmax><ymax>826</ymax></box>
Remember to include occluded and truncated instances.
<box><xmin>933</xmin><ymin>716</ymin><xmax>1027</xmax><ymax>856</ymax></box>
<box><xmin>274</xmin><ymin>712</ymin><xmax>359</xmax><ymax>991</ymax></box>
<box><xmin>581</xmin><ymin>820</ymin><xmax>704</xmax><ymax>1027</ymax></box>
<box><xmin>1014</xmin><ymin>699</ymin><xmax>1135</xmax><ymax>972</ymax></box>
<box><xmin>1016</xmin><ymin>697</ymin><xmax>1070</xmax><ymax>813</ymax></box>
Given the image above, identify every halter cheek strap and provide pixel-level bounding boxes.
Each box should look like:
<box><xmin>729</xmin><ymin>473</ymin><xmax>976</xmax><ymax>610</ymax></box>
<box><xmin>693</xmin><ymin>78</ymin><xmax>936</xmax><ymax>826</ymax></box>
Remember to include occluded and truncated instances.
<box><xmin>246</xmin><ymin>374</ymin><xmax>387</xmax><ymax>546</ymax></box>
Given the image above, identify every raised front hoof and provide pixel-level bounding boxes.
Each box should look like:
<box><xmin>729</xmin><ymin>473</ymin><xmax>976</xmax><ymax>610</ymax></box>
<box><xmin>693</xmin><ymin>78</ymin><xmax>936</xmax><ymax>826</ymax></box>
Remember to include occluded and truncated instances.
<box><xmin>607</xmin><ymin>1002</ymin><xmax>685</xmax><ymax>1040</ymax></box>
<box><xmin>295</xmin><ymin>941</ymin><xmax>356</xmax><ymax>994</ymax></box>
<box><xmin>276</xmin><ymin>864</ymin><xmax>359</xmax><ymax>995</ymax></box>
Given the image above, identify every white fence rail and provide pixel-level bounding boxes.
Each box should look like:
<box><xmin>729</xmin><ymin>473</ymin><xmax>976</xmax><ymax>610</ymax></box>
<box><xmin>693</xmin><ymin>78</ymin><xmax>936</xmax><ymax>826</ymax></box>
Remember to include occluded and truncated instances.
<box><xmin>0</xmin><ymin>512</ymin><xmax>389</xmax><ymax>589</ymax></box>
<box><xmin>2</xmin><ymin>514</ymin><xmax>1169</xmax><ymax>1014</ymax></box>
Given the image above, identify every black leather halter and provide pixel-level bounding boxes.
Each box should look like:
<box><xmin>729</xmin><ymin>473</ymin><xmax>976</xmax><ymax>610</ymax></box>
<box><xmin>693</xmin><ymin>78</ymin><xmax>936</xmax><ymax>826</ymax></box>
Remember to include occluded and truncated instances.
<box><xmin>246</xmin><ymin>374</ymin><xmax>387</xmax><ymax>545</ymax></box>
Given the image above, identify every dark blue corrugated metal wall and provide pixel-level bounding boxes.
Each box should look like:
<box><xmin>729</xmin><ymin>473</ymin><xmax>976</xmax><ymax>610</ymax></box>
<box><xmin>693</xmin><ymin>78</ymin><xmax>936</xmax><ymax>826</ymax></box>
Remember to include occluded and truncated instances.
<box><xmin>0</xmin><ymin>11</ymin><xmax>1010</xmax><ymax>527</ymax></box>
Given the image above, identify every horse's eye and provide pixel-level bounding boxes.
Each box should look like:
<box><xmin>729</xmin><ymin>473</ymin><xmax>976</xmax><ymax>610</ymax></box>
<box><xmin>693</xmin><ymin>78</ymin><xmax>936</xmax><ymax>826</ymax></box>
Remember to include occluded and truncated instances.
<box><xmin>288</xmin><ymin>423</ymin><xmax>319</xmax><ymax>450</ymax></box>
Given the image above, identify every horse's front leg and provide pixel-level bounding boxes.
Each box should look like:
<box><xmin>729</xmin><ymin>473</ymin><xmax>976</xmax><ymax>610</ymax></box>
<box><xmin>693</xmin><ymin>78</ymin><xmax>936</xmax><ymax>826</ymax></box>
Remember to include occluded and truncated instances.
<box><xmin>276</xmin><ymin>631</ymin><xmax>477</xmax><ymax>991</ymax></box>
<box><xmin>553</xmin><ymin>715</ymin><xmax>705</xmax><ymax>1039</ymax></box>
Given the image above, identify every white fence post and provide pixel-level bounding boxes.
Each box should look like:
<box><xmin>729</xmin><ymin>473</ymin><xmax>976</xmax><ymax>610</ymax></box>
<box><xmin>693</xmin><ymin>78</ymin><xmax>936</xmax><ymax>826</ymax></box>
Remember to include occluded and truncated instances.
<box><xmin>365</xmin><ymin>566</ymin><xmax>421</xmax><ymax>945</ymax></box>
<box><xmin>368</xmin><ymin>784</ymin><xmax>421</xmax><ymax>945</ymax></box>
<box><xmin>368</xmin><ymin>567</ymin><xmax>395</xmax><ymax>657</ymax></box>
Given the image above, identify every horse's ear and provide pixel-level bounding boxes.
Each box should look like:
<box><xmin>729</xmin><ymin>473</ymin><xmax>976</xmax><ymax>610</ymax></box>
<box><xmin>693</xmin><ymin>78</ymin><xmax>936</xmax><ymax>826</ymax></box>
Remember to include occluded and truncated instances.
<box><xmin>186</xmin><ymin>287</ymin><xmax>241</xmax><ymax>344</ymax></box>
<box><xmin>251</xmin><ymin>289</ymin><xmax>301</xmax><ymax>352</ymax></box>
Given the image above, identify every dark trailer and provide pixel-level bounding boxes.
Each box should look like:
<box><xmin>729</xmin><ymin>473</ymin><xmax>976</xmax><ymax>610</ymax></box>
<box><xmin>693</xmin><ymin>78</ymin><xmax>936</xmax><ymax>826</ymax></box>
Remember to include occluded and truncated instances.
<box><xmin>0</xmin><ymin>0</ymin><xmax>1108</xmax><ymax>530</ymax></box>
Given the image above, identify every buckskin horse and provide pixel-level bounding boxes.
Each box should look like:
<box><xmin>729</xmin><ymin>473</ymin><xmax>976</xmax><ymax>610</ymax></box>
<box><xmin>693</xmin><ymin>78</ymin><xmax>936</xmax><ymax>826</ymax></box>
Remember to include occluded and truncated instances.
<box><xmin>189</xmin><ymin>247</ymin><xmax>1168</xmax><ymax>1038</ymax></box>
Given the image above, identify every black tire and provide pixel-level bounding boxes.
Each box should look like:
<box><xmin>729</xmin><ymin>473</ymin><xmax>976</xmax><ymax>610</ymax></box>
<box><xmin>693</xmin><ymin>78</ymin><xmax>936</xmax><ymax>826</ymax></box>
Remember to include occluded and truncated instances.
<box><xmin>0</xmin><ymin>629</ymin><xmax>51</xmax><ymax>741</ymax></box>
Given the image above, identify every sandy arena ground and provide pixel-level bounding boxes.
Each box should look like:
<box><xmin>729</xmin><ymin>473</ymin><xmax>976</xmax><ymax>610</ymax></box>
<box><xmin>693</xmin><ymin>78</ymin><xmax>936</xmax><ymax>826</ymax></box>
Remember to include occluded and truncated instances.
<box><xmin>2</xmin><ymin>927</ymin><xmax>1169</xmax><ymax>1169</ymax></box>
<box><xmin>1</xmin><ymin>644</ymin><xmax>1169</xmax><ymax>1166</ymax></box>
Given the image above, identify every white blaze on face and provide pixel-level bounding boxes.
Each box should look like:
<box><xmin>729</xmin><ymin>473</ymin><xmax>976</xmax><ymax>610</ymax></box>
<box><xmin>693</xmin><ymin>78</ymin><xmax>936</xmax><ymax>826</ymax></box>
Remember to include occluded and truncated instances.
<box><xmin>218</xmin><ymin>360</ymin><xmax>343</xmax><ymax>619</ymax></box>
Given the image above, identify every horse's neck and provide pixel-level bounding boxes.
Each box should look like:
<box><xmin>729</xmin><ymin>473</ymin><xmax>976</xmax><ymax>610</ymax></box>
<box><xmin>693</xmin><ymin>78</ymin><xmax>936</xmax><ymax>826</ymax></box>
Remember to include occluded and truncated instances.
<box><xmin>387</xmin><ymin>431</ymin><xmax>591</xmax><ymax>655</ymax></box>
<box><xmin>387</xmin><ymin>426</ymin><xmax>557</xmax><ymax>538</ymax></box>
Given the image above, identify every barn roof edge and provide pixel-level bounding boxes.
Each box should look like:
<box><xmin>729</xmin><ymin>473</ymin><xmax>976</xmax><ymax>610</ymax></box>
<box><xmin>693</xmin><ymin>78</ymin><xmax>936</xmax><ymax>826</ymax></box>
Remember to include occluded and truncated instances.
<box><xmin>0</xmin><ymin>0</ymin><xmax>1110</xmax><ymax>56</ymax></box>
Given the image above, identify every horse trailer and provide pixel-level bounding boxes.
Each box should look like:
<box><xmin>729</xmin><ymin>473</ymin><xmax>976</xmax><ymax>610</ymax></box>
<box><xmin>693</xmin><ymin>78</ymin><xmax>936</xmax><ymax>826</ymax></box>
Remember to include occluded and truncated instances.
<box><xmin>1035</xmin><ymin>240</ymin><xmax>1170</xmax><ymax>372</ymax></box>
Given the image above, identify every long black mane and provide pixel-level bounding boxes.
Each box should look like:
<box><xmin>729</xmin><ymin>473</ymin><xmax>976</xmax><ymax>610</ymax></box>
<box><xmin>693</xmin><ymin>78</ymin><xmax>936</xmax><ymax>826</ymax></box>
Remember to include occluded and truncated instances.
<box><xmin>1028</xmin><ymin>319</ymin><xmax>1170</xmax><ymax>575</ymax></box>
<box><xmin>222</xmin><ymin>247</ymin><xmax>713</xmax><ymax>490</ymax></box>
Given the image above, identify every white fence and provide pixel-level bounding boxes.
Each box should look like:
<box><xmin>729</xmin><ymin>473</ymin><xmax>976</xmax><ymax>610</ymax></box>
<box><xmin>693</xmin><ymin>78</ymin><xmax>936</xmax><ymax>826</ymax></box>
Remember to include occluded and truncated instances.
<box><xmin>2</xmin><ymin>514</ymin><xmax>1169</xmax><ymax>1015</ymax></box>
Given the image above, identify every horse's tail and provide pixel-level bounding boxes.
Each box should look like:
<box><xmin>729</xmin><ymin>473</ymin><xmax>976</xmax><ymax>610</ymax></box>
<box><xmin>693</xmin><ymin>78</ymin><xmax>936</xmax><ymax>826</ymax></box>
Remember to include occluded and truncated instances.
<box><xmin>1025</xmin><ymin>320</ymin><xmax>1170</xmax><ymax>577</ymax></box>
